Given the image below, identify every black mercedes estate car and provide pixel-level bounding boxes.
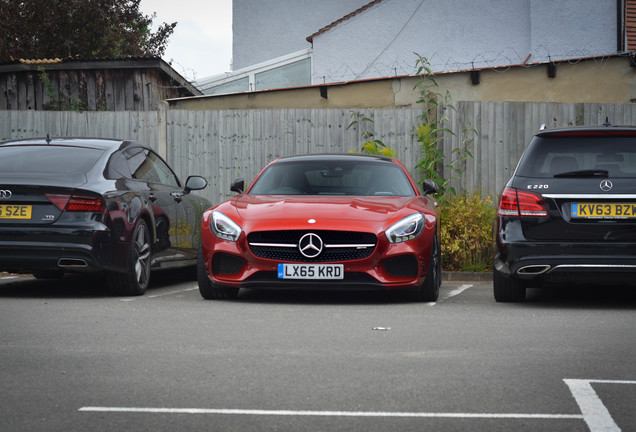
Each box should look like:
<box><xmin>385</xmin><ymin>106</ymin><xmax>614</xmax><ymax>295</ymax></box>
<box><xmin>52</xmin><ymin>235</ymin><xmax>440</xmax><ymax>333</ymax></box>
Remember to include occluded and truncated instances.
<box><xmin>0</xmin><ymin>137</ymin><xmax>211</xmax><ymax>296</ymax></box>
<box><xmin>494</xmin><ymin>123</ymin><xmax>636</xmax><ymax>302</ymax></box>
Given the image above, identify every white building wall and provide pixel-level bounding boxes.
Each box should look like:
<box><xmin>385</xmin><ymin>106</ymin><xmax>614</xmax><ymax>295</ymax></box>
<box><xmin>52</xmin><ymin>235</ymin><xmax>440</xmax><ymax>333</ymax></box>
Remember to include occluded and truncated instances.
<box><xmin>529</xmin><ymin>0</ymin><xmax>617</xmax><ymax>60</ymax></box>
<box><xmin>232</xmin><ymin>0</ymin><xmax>370</xmax><ymax>70</ymax></box>
<box><xmin>311</xmin><ymin>0</ymin><xmax>618</xmax><ymax>83</ymax></box>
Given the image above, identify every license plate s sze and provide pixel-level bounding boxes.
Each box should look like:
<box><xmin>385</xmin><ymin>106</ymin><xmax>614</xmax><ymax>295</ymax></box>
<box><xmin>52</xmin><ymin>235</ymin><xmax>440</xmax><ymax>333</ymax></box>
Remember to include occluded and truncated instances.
<box><xmin>0</xmin><ymin>205</ymin><xmax>32</xmax><ymax>219</ymax></box>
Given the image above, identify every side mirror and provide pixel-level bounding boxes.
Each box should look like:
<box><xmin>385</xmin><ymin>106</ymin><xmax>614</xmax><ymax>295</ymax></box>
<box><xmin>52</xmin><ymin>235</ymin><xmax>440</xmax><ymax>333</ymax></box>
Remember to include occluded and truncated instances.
<box><xmin>184</xmin><ymin>175</ymin><xmax>208</xmax><ymax>193</ymax></box>
<box><xmin>231</xmin><ymin>178</ymin><xmax>244</xmax><ymax>194</ymax></box>
<box><xmin>421</xmin><ymin>179</ymin><xmax>439</xmax><ymax>196</ymax></box>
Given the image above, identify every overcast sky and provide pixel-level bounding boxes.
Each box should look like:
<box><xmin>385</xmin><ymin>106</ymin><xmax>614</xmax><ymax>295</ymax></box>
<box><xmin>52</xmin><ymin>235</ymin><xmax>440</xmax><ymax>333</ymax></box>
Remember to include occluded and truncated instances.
<box><xmin>139</xmin><ymin>0</ymin><xmax>233</xmax><ymax>81</ymax></box>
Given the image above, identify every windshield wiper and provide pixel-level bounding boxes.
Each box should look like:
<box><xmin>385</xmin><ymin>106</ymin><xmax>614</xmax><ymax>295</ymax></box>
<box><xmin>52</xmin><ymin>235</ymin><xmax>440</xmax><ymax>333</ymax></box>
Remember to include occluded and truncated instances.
<box><xmin>553</xmin><ymin>169</ymin><xmax>609</xmax><ymax>178</ymax></box>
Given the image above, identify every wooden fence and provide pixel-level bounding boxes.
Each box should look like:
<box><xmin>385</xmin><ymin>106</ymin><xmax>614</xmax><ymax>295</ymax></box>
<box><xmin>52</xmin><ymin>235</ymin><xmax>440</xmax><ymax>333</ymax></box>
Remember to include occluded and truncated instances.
<box><xmin>1</xmin><ymin>102</ymin><xmax>635</xmax><ymax>205</ymax></box>
<box><xmin>442</xmin><ymin>102</ymin><xmax>636</xmax><ymax>197</ymax></box>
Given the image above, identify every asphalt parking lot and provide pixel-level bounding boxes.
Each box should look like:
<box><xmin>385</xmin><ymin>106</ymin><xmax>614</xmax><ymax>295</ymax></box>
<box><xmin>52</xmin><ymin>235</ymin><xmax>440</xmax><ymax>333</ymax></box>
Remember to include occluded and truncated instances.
<box><xmin>0</xmin><ymin>270</ymin><xmax>634</xmax><ymax>432</ymax></box>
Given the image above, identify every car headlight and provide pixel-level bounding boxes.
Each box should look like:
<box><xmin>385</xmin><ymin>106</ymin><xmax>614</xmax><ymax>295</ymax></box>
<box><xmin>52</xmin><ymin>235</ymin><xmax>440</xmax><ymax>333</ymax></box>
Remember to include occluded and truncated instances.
<box><xmin>386</xmin><ymin>213</ymin><xmax>425</xmax><ymax>243</ymax></box>
<box><xmin>210</xmin><ymin>211</ymin><xmax>242</xmax><ymax>241</ymax></box>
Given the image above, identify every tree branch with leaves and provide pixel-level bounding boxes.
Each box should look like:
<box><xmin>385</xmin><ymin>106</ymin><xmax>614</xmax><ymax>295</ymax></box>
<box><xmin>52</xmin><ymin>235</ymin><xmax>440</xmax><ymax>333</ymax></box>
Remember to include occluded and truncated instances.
<box><xmin>0</xmin><ymin>0</ymin><xmax>176</xmax><ymax>61</ymax></box>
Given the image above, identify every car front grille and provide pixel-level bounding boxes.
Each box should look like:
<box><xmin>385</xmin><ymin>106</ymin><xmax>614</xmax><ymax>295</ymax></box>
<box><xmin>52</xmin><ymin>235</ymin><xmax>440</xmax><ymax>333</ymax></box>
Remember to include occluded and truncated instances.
<box><xmin>247</xmin><ymin>230</ymin><xmax>377</xmax><ymax>262</ymax></box>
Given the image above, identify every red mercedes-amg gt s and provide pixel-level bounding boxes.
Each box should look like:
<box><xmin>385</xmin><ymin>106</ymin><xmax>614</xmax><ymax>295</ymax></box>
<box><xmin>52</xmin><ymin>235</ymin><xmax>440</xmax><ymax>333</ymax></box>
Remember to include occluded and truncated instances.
<box><xmin>197</xmin><ymin>154</ymin><xmax>441</xmax><ymax>301</ymax></box>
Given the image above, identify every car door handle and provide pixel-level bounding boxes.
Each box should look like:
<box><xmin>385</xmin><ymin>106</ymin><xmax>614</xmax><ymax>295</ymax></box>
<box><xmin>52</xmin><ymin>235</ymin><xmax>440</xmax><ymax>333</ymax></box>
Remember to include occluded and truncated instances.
<box><xmin>171</xmin><ymin>191</ymin><xmax>183</xmax><ymax>203</ymax></box>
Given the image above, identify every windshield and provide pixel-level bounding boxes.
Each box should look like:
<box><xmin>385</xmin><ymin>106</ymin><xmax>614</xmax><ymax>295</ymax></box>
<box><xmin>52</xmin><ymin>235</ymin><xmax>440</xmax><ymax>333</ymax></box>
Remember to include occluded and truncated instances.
<box><xmin>0</xmin><ymin>145</ymin><xmax>104</xmax><ymax>175</ymax></box>
<box><xmin>249</xmin><ymin>159</ymin><xmax>416</xmax><ymax>196</ymax></box>
<box><xmin>515</xmin><ymin>137</ymin><xmax>636</xmax><ymax>178</ymax></box>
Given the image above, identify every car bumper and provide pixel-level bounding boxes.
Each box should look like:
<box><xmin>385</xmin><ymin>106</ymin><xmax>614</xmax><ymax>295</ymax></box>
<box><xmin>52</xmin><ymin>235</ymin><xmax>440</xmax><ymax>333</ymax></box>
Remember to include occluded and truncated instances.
<box><xmin>201</xmin><ymin>230</ymin><xmax>435</xmax><ymax>291</ymax></box>
<box><xmin>495</xmin><ymin>241</ymin><xmax>636</xmax><ymax>285</ymax></box>
<box><xmin>0</xmin><ymin>225</ymin><xmax>124</xmax><ymax>274</ymax></box>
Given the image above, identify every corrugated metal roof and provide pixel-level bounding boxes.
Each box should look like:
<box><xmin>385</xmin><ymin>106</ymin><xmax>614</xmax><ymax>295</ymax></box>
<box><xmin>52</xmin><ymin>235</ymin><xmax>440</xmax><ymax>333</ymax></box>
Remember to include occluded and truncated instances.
<box><xmin>627</xmin><ymin>0</ymin><xmax>636</xmax><ymax>51</ymax></box>
<box><xmin>0</xmin><ymin>55</ymin><xmax>163</xmax><ymax>67</ymax></box>
<box><xmin>11</xmin><ymin>57</ymin><xmax>66</xmax><ymax>65</ymax></box>
<box><xmin>306</xmin><ymin>0</ymin><xmax>383</xmax><ymax>43</ymax></box>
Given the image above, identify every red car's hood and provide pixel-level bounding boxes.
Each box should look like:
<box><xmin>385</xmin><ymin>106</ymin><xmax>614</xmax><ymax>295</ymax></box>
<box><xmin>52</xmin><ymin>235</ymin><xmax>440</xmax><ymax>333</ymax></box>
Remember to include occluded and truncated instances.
<box><xmin>233</xmin><ymin>195</ymin><xmax>418</xmax><ymax>226</ymax></box>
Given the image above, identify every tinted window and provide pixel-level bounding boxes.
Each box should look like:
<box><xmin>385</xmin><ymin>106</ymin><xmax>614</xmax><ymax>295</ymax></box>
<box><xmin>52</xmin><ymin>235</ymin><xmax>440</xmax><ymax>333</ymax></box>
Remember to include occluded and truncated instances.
<box><xmin>125</xmin><ymin>147</ymin><xmax>180</xmax><ymax>187</ymax></box>
<box><xmin>249</xmin><ymin>160</ymin><xmax>415</xmax><ymax>196</ymax></box>
<box><xmin>0</xmin><ymin>145</ymin><xmax>104</xmax><ymax>174</ymax></box>
<box><xmin>152</xmin><ymin>153</ymin><xmax>181</xmax><ymax>187</ymax></box>
<box><xmin>106</xmin><ymin>152</ymin><xmax>132</xmax><ymax>179</ymax></box>
<box><xmin>516</xmin><ymin>137</ymin><xmax>636</xmax><ymax>178</ymax></box>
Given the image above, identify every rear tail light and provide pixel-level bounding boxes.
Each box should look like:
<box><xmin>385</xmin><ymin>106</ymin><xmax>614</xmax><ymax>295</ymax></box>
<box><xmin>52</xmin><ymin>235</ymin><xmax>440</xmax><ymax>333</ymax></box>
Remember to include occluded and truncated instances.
<box><xmin>45</xmin><ymin>194</ymin><xmax>106</xmax><ymax>213</ymax></box>
<box><xmin>498</xmin><ymin>187</ymin><xmax>548</xmax><ymax>217</ymax></box>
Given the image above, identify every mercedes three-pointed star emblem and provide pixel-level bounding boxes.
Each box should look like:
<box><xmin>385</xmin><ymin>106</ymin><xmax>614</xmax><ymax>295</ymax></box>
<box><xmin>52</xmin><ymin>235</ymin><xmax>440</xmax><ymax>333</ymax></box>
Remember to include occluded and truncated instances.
<box><xmin>298</xmin><ymin>233</ymin><xmax>323</xmax><ymax>258</ymax></box>
<box><xmin>599</xmin><ymin>179</ymin><xmax>613</xmax><ymax>192</ymax></box>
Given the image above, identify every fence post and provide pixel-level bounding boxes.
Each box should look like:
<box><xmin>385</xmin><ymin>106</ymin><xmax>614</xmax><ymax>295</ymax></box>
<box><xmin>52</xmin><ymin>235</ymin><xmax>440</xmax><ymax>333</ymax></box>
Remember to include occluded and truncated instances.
<box><xmin>157</xmin><ymin>101</ymin><xmax>168</xmax><ymax>160</ymax></box>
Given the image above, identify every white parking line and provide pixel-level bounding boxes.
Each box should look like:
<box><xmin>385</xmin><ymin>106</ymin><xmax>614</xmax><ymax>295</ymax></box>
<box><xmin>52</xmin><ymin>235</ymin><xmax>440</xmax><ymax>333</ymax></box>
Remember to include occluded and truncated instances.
<box><xmin>147</xmin><ymin>287</ymin><xmax>198</xmax><ymax>298</ymax></box>
<box><xmin>79</xmin><ymin>378</ymin><xmax>636</xmax><ymax>430</ymax></box>
<box><xmin>564</xmin><ymin>379</ymin><xmax>636</xmax><ymax>432</ymax></box>
<box><xmin>78</xmin><ymin>406</ymin><xmax>583</xmax><ymax>420</ymax></box>
<box><xmin>443</xmin><ymin>284</ymin><xmax>473</xmax><ymax>300</ymax></box>
<box><xmin>428</xmin><ymin>284</ymin><xmax>473</xmax><ymax>305</ymax></box>
<box><xmin>120</xmin><ymin>287</ymin><xmax>198</xmax><ymax>301</ymax></box>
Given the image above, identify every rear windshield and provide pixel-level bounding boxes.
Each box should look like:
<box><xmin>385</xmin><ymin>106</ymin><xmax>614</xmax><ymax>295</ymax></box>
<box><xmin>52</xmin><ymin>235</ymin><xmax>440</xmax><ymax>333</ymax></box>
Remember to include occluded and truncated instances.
<box><xmin>0</xmin><ymin>145</ymin><xmax>104</xmax><ymax>175</ymax></box>
<box><xmin>516</xmin><ymin>137</ymin><xmax>636</xmax><ymax>178</ymax></box>
<box><xmin>249</xmin><ymin>159</ymin><xmax>415</xmax><ymax>196</ymax></box>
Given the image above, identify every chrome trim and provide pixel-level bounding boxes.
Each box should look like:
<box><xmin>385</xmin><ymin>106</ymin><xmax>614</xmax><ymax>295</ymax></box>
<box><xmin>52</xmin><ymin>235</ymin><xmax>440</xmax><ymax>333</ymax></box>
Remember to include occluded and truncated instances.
<box><xmin>249</xmin><ymin>242</ymin><xmax>296</xmax><ymax>248</ymax></box>
<box><xmin>324</xmin><ymin>244</ymin><xmax>375</xmax><ymax>249</ymax></box>
<box><xmin>543</xmin><ymin>194</ymin><xmax>636</xmax><ymax>199</ymax></box>
<box><xmin>552</xmin><ymin>264</ymin><xmax>636</xmax><ymax>270</ymax></box>
<box><xmin>517</xmin><ymin>265</ymin><xmax>551</xmax><ymax>275</ymax></box>
<box><xmin>57</xmin><ymin>258</ymin><xmax>88</xmax><ymax>268</ymax></box>
<box><xmin>249</xmin><ymin>242</ymin><xmax>375</xmax><ymax>249</ymax></box>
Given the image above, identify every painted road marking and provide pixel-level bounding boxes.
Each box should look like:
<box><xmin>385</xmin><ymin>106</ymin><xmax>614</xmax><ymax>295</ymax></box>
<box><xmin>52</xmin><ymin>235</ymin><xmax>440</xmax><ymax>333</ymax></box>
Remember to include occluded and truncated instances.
<box><xmin>146</xmin><ymin>287</ymin><xmax>198</xmax><ymax>298</ymax></box>
<box><xmin>428</xmin><ymin>284</ymin><xmax>473</xmax><ymax>306</ymax></box>
<box><xmin>565</xmin><ymin>379</ymin><xmax>636</xmax><ymax>432</ymax></box>
<box><xmin>79</xmin><ymin>406</ymin><xmax>583</xmax><ymax>420</ymax></box>
<box><xmin>121</xmin><ymin>287</ymin><xmax>198</xmax><ymax>301</ymax></box>
<box><xmin>443</xmin><ymin>284</ymin><xmax>473</xmax><ymax>300</ymax></box>
<box><xmin>123</xmin><ymin>284</ymin><xmax>473</xmax><ymax>303</ymax></box>
<box><xmin>79</xmin><ymin>378</ymin><xmax>636</xmax><ymax>431</ymax></box>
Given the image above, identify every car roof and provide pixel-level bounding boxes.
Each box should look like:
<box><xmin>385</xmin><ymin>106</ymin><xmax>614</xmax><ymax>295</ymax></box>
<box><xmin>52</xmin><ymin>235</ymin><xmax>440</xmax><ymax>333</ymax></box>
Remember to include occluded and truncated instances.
<box><xmin>0</xmin><ymin>137</ymin><xmax>144</xmax><ymax>150</ymax></box>
<box><xmin>275</xmin><ymin>153</ymin><xmax>396</xmax><ymax>163</ymax></box>
<box><xmin>536</xmin><ymin>125</ymin><xmax>636</xmax><ymax>138</ymax></box>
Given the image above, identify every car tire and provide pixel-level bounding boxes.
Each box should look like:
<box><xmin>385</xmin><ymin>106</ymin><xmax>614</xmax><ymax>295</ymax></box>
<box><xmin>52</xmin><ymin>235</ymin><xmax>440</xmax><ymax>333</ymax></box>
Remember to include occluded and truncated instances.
<box><xmin>415</xmin><ymin>233</ymin><xmax>441</xmax><ymax>302</ymax></box>
<box><xmin>107</xmin><ymin>219</ymin><xmax>152</xmax><ymax>296</ymax></box>
<box><xmin>197</xmin><ymin>245</ymin><xmax>239</xmax><ymax>300</ymax></box>
<box><xmin>493</xmin><ymin>270</ymin><xmax>526</xmax><ymax>302</ymax></box>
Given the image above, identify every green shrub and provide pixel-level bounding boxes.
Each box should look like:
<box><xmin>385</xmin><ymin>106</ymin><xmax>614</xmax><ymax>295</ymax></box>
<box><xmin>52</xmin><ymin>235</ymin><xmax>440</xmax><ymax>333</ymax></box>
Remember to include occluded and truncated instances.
<box><xmin>440</xmin><ymin>192</ymin><xmax>496</xmax><ymax>272</ymax></box>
